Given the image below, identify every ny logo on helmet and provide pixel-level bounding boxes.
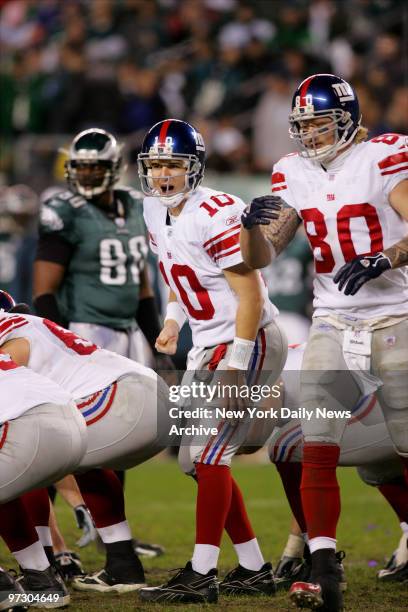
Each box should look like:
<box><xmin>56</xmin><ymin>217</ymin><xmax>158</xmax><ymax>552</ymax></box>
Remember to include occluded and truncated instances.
<box><xmin>331</xmin><ymin>82</ymin><xmax>354</xmax><ymax>102</ymax></box>
<box><xmin>193</xmin><ymin>131</ymin><xmax>205</xmax><ymax>152</ymax></box>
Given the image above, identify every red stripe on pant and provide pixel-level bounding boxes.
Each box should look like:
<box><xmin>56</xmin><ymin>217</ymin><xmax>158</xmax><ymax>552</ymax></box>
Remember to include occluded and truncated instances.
<box><xmin>301</xmin><ymin>443</ymin><xmax>340</xmax><ymax>539</ymax></box>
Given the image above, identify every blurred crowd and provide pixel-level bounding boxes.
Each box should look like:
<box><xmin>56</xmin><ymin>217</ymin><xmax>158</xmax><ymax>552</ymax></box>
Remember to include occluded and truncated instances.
<box><xmin>0</xmin><ymin>0</ymin><xmax>406</xmax><ymax>341</ymax></box>
<box><xmin>0</xmin><ymin>0</ymin><xmax>406</xmax><ymax>177</ymax></box>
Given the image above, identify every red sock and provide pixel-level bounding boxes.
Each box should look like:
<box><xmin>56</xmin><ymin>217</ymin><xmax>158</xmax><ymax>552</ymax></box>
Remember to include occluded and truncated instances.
<box><xmin>224</xmin><ymin>478</ymin><xmax>255</xmax><ymax>544</ymax></box>
<box><xmin>21</xmin><ymin>488</ymin><xmax>50</xmax><ymax>527</ymax></box>
<box><xmin>75</xmin><ymin>469</ymin><xmax>126</xmax><ymax>529</ymax></box>
<box><xmin>195</xmin><ymin>463</ymin><xmax>232</xmax><ymax>545</ymax></box>
<box><xmin>301</xmin><ymin>443</ymin><xmax>340</xmax><ymax>539</ymax></box>
<box><xmin>378</xmin><ymin>477</ymin><xmax>408</xmax><ymax>523</ymax></box>
<box><xmin>0</xmin><ymin>498</ymin><xmax>39</xmax><ymax>552</ymax></box>
<box><xmin>276</xmin><ymin>462</ymin><xmax>307</xmax><ymax>533</ymax></box>
<box><xmin>400</xmin><ymin>456</ymin><xmax>408</xmax><ymax>488</ymax></box>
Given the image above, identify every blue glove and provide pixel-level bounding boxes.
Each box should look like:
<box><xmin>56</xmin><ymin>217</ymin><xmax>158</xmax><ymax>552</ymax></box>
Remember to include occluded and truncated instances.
<box><xmin>333</xmin><ymin>252</ymin><xmax>391</xmax><ymax>296</ymax></box>
<box><xmin>241</xmin><ymin>195</ymin><xmax>283</xmax><ymax>230</ymax></box>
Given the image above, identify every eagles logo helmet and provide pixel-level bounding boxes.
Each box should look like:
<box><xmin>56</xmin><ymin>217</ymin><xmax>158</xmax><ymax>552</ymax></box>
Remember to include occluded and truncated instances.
<box><xmin>63</xmin><ymin>128</ymin><xmax>124</xmax><ymax>199</ymax></box>
<box><xmin>137</xmin><ymin>119</ymin><xmax>206</xmax><ymax>208</ymax></box>
<box><xmin>289</xmin><ymin>73</ymin><xmax>361</xmax><ymax>162</ymax></box>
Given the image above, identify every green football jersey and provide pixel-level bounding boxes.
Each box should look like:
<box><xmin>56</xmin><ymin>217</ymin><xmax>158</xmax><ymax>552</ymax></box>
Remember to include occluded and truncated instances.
<box><xmin>39</xmin><ymin>187</ymin><xmax>148</xmax><ymax>329</ymax></box>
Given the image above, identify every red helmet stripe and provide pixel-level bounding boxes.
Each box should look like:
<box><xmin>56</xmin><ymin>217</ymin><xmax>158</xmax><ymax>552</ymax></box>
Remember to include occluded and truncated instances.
<box><xmin>158</xmin><ymin>120</ymin><xmax>171</xmax><ymax>144</ymax></box>
<box><xmin>299</xmin><ymin>75</ymin><xmax>315</xmax><ymax>106</ymax></box>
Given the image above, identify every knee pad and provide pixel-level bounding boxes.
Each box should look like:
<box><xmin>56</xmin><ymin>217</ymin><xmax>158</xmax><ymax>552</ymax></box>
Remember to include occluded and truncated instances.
<box><xmin>177</xmin><ymin>445</ymin><xmax>196</xmax><ymax>476</ymax></box>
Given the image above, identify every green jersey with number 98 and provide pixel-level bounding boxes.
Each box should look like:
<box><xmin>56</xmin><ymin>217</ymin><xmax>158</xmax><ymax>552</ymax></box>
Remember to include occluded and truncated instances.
<box><xmin>39</xmin><ymin>187</ymin><xmax>148</xmax><ymax>329</ymax></box>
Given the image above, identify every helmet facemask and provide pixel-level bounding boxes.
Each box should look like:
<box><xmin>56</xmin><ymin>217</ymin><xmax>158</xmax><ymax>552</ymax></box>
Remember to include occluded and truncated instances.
<box><xmin>289</xmin><ymin>107</ymin><xmax>360</xmax><ymax>163</ymax></box>
<box><xmin>62</xmin><ymin>129</ymin><xmax>124</xmax><ymax>200</ymax></box>
<box><xmin>138</xmin><ymin>153</ymin><xmax>203</xmax><ymax>208</ymax></box>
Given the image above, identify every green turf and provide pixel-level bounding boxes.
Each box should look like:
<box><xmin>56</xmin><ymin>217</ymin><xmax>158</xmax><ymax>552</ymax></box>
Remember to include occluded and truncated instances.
<box><xmin>1</xmin><ymin>458</ymin><xmax>406</xmax><ymax>610</ymax></box>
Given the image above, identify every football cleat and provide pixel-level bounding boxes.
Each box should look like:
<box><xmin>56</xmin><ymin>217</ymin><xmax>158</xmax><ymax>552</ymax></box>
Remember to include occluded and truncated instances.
<box><xmin>132</xmin><ymin>539</ymin><xmax>165</xmax><ymax>558</ymax></box>
<box><xmin>72</xmin><ymin>568</ymin><xmax>146</xmax><ymax>594</ymax></box>
<box><xmin>54</xmin><ymin>551</ymin><xmax>85</xmax><ymax>582</ymax></box>
<box><xmin>289</xmin><ymin>575</ymin><xmax>344</xmax><ymax>611</ymax></box>
<box><xmin>19</xmin><ymin>566</ymin><xmax>70</xmax><ymax>608</ymax></box>
<box><xmin>377</xmin><ymin>532</ymin><xmax>408</xmax><ymax>582</ymax></box>
<box><xmin>274</xmin><ymin>556</ymin><xmax>309</xmax><ymax>591</ymax></box>
<box><xmin>139</xmin><ymin>561</ymin><xmax>218</xmax><ymax>603</ymax></box>
<box><xmin>219</xmin><ymin>562</ymin><xmax>275</xmax><ymax>596</ymax></box>
<box><xmin>275</xmin><ymin>551</ymin><xmax>346</xmax><ymax>592</ymax></box>
<box><xmin>0</xmin><ymin>568</ymin><xmax>26</xmax><ymax>611</ymax></box>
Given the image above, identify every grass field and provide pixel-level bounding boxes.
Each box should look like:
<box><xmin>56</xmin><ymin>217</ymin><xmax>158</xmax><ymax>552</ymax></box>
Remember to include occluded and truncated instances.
<box><xmin>1</xmin><ymin>457</ymin><xmax>406</xmax><ymax>611</ymax></box>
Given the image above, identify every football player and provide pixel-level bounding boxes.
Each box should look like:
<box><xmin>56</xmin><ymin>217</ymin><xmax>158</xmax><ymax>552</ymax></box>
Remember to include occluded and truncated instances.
<box><xmin>0</xmin><ymin>295</ymin><xmax>171</xmax><ymax>594</ymax></box>
<box><xmin>0</xmin><ymin>290</ymin><xmax>87</xmax><ymax>606</ymax></box>
<box><xmin>267</xmin><ymin>344</ymin><xmax>408</xmax><ymax>588</ymax></box>
<box><xmin>137</xmin><ymin>119</ymin><xmax>287</xmax><ymax>603</ymax></box>
<box><xmin>34</xmin><ymin>127</ymin><xmax>170</xmax><ymax>557</ymax></box>
<box><xmin>240</xmin><ymin>74</ymin><xmax>408</xmax><ymax>610</ymax></box>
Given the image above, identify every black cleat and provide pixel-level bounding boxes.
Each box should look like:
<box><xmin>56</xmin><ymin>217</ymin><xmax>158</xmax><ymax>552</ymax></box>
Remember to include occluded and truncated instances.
<box><xmin>0</xmin><ymin>568</ymin><xmax>26</xmax><ymax>611</ymax></box>
<box><xmin>139</xmin><ymin>561</ymin><xmax>218</xmax><ymax>603</ymax></box>
<box><xmin>378</xmin><ymin>532</ymin><xmax>408</xmax><ymax>582</ymax></box>
<box><xmin>275</xmin><ymin>556</ymin><xmax>309</xmax><ymax>591</ymax></box>
<box><xmin>276</xmin><ymin>551</ymin><xmax>346</xmax><ymax>592</ymax></box>
<box><xmin>132</xmin><ymin>539</ymin><xmax>165</xmax><ymax>558</ymax></box>
<box><xmin>19</xmin><ymin>566</ymin><xmax>70</xmax><ymax>608</ymax></box>
<box><xmin>54</xmin><ymin>552</ymin><xmax>84</xmax><ymax>582</ymax></box>
<box><xmin>219</xmin><ymin>562</ymin><xmax>275</xmax><ymax>596</ymax></box>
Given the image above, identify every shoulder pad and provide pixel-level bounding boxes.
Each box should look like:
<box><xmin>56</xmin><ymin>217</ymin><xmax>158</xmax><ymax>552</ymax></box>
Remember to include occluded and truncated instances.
<box><xmin>45</xmin><ymin>190</ymin><xmax>86</xmax><ymax>210</ymax></box>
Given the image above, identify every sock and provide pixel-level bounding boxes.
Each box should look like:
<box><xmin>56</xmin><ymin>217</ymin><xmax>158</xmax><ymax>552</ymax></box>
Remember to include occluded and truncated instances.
<box><xmin>191</xmin><ymin>544</ymin><xmax>220</xmax><ymax>574</ymax></box>
<box><xmin>223</xmin><ymin>477</ymin><xmax>263</xmax><ymax>570</ymax></box>
<box><xmin>224</xmin><ymin>478</ymin><xmax>256</xmax><ymax>543</ymax></box>
<box><xmin>301</xmin><ymin>443</ymin><xmax>340</xmax><ymax>540</ymax></box>
<box><xmin>282</xmin><ymin>533</ymin><xmax>305</xmax><ymax>559</ymax></box>
<box><xmin>75</xmin><ymin>469</ymin><xmax>127</xmax><ymax>529</ymax></box>
<box><xmin>0</xmin><ymin>498</ymin><xmax>39</xmax><ymax>552</ymax></box>
<box><xmin>98</xmin><ymin>520</ymin><xmax>132</xmax><ymax>544</ymax></box>
<box><xmin>275</xmin><ymin>462</ymin><xmax>307</xmax><ymax>532</ymax></box>
<box><xmin>378</xmin><ymin>476</ymin><xmax>408</xmax><ymax>523</ymax></box>
<box><xmin>309</xmin><ymin>536</ymin><xmax>337</xmax><ymax>554</ymax></box>
<box><xmin>233</xmin><ymin>539</ymin><xmax>264</xmax><ymax>571</ymax></box>
<box><xmin>21</xmin><ymin>489</ymin><xmax>50</xmax><ymax>527</ymax></box>
<box><xmin>13</xmin><ymin>541</ymin><xmax>49</xmax><ymax>571</ymax></box>
<box><xmin>195</xmin><ymin>463</ymin><xmax>232</xmax><ymax>547</ymax></box>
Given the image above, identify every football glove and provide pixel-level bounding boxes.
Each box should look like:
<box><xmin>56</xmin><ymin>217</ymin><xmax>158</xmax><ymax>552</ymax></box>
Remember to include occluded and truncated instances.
<box><xmin>241</xmin><ymin>195</ymin><xmax>283</xmax><ymax>230</ymax></box>
<box><xmin>74</xmin><ymin>504</ymin><xmax>97</xmax><ymax>548</ymax></box>
<box><xmin>334</xmin><ymin>252</ymin><xmax>391</xmax><ymax>296</ymax></box>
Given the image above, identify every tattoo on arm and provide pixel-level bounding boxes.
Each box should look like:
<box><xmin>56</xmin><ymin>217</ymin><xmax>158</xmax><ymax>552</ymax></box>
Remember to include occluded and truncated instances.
<box><xmin>384</xmin><ymin>237</ymin><xmax>408</xmax><ymax>269</ymax></box>
<box><xmin>260</xmin><ymin>207</ymin><xmax>301</xmax><ymax>256</ymax></box>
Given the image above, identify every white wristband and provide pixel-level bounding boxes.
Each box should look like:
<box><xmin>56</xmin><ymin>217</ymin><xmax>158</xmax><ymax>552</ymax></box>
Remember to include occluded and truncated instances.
<box><xmin>227</xmin><ymin>337</ymin><xmax>255</xmax><ymax>370</ymax></box>
<box><xmin>164</xmin><ymin>301</ymin><xmax>187</xmax><ymax>330</ymax></box>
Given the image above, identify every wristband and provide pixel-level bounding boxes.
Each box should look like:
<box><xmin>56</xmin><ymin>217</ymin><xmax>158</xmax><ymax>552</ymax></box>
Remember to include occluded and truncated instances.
<box><xmin>227</xmin><ymin>337</ymin><xmax>255</xmax><ymax>370</ymax></box>
<box><xmin>164</xmin><ymin>301</ymin><xmax>187</xmax><ymax>330</ymax></box>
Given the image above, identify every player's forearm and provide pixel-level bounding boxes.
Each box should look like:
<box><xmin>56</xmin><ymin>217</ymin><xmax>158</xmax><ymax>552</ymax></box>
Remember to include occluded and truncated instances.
<box><xmin>383</xmin><ymin>235</ymin><xmax>408</xmax><ymax>269</ymax></box>
<box><xmin>234</xmin><ymin>294</ymin><xmax>263</xmax><ymax>341</ymax></box>
<box><xmin>240</xmin><ymin>225</ymin><xmax>275</xmax><ymax>269</ymax></box>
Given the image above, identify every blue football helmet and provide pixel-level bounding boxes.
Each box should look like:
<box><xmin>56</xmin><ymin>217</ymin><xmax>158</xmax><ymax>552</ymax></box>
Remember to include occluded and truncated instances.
<box><xmin>137</xmin><ymin>119</ymin><xmax>206</xmax><ymax>208</ymax></box>
<box><xmin>289</xmin><ymin>73</ymin><xmax>361</xmax><ymax>162</ymax></box>
<box><xmin>0</xmin><ymin>290</ymin><xmax>15</xmax><ymax>312</ymax></box>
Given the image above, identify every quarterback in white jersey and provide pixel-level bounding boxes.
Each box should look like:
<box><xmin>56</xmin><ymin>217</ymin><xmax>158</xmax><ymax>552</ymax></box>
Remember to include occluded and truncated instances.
<box><xmin>240</xmin><ymin>74</ymin><xmax>408</xmax><ymax>611</ymax></box>
<box><xmin>137</xmin><ymin>119</ymin><xmax>286</xmax><ymax>603</ymax></box>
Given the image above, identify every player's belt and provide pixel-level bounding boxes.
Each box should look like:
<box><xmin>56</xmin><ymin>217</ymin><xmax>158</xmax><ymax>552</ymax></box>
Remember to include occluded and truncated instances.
<box><xmin>76</xmin><ymin>382</ymin><xmax>118</xmax><ymax>426</ymax></box>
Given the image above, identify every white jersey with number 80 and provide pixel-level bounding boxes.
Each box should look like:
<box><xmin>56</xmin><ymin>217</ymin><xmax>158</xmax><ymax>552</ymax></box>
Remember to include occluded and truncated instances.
<box><xmin>272</xmin><ymin>133</ymin><xmax>408</xmax><ymax>318</ymax></box>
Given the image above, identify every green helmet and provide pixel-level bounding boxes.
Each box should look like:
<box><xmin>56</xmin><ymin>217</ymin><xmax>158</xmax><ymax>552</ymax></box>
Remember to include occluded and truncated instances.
<box><xmin>63</xmin><ymin>128</ymin><xmax>124</xmax><ymax>199</ymax></box>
